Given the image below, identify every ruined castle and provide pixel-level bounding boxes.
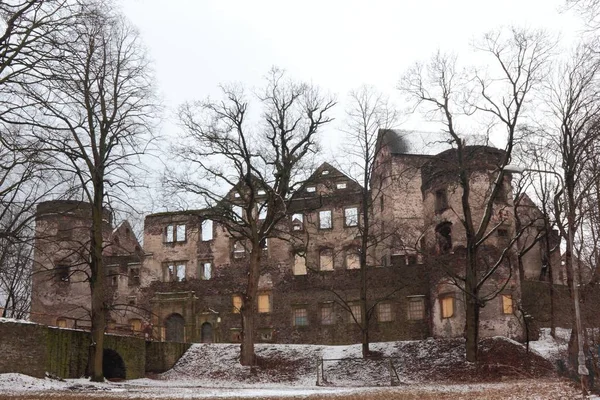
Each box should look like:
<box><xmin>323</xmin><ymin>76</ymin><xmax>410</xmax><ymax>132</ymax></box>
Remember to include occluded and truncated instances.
<box><xmin>30</xmin><ymin>130</ymin><xmax>559</xmax><ymax>344</ymax></box>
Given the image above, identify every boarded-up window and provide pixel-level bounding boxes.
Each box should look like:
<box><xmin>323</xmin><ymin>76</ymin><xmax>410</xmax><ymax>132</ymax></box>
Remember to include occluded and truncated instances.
<box><xmin>56</xmin><ymin>318</ymin><xmax>67</xmax><ymax>328</ymax></box>
<box><xmin>441</xmin><ymin>295</ymin><xmax>454</xmax><ymax>318</ymax></box>
<box><xmin>293</xmin><ymin>307</ymin><xmax>308</xmax><ymax>326</ymax></box>
<box><xmin>320</xmin><ymin>304</ymin><xmax>333</xmax><ymax>325</ymax></box>
<box><xmin>202</xmin><ymin>219</ymin><xmax>213</xmax><ymax>241</ymax></box>
<box><xmin>293</xmin><ymin>253</ymin><xmax>307</xmax><ymax>275</ymax></box>
<box><xmin>344</xmin><ymin>207</ymin><xmax>358</xmax><ymax>227</ymax></box>
<box><xmin>346</xmin><ymin>251</ymin><xmax>360</xmax><ymax>269</ymax></box>
<box><xmin>377</xmin><ymin>302</ymin><xmax>393</xmax><ymax>322</ymax></box>
<box><xmin>319</xmin><ymin>249</ymin><xmax>334</xmax><ymax>271</ymax></box>
<box><xmin>232</xmin><ymin>295</ymin><xmax>243</xmax><ymax>313</ymax></box>
<box><xmin>129</xmin><ymin>318</ymin><xmax>142</xmax><ymax>333</ymax></box>
<box><xmin>349</xmin><ymin>303</ymin><xmax>362</xmax><ymax>323</ymax></box>
<box><xmin>407</xmin><ymin>296</ymin><xmax>425</xmax><ymax>320</ymax></box>
<box><xmin>319</xmin><ymin>210</ymin><xmax>332</xmax><ymax>229</ymax></box>
<box><xmin>502</xmin><ymin>294</ymin><xmax>513</xmax><ymax>314</ymax></box>
<box><xmin>258</xmin><ymin>293</ymin><xmax>271</xmax><ymax>313</ymax></box>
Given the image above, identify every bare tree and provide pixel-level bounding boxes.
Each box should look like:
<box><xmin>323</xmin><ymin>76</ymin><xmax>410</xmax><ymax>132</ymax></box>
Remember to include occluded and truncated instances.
<box><xmin>399</xmin><ymin>27</ymin><xmax>553</xmax><ymax>362</ymax></box>
<box><xmin>335</xmin><ymin>85</ymin><xmax>401</xmax><ymax>357</ymax></box>
<box><xmin>533</xmin><ymin>42</ymin><xmax>600</xmax><ymax>378</ymax></box>
<box><xmin>0</xmin><ymin>0</ymin><xmax>73</xmax><ymax>318</ymax></box>
<box><xmin>12</xmin><ymin>1</ymin><xmax>158</xmax><ymax>381</ymax></box>
<box><xmin>167</xmin><ymin>68</ymin><xmax>335</xmax><ymax>366</ymax></box>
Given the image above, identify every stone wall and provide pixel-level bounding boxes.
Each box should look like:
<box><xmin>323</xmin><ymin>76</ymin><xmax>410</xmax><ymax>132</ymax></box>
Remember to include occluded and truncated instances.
<box><xmin>0</xmin><ymin>320</ymin><xmax>188</xmax><ymax>379</ymax></box>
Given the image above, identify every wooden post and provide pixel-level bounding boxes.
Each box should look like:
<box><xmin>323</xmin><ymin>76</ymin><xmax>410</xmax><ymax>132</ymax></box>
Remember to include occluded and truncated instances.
<box><xmin>316</xmin><ymin>357</ymin><xmax>321</xmax><ymax>386</ymax></box>
<box><xmin>389</xmin><ymin>358</ymin><xmax>393</xmax><ymax>386</ymax></box>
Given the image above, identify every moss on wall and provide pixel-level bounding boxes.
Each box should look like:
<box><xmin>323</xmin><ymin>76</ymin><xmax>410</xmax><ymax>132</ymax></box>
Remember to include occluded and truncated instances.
<box><xmin>145</xmin><ymin>341</ymin><xmax>191</xmax><ymax>373</ymax></box>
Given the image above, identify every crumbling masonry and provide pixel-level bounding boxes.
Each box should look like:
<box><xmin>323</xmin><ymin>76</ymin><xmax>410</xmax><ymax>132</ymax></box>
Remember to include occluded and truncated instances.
<box><xmin>31</xmin><ymin>130</ymin><xmax>558</xmax><ymax>344</ymax></box>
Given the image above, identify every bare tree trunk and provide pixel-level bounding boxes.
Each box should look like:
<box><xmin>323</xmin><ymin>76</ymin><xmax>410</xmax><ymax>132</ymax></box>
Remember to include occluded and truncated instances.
<box><xmin>465</xmin><ymin>248</ymin><xmax>479</xmax><ymax>362</ymax></box>
<box><xmin>89</xmin><ymin>189</ymin><xmax>106</xmax><ymax>382</ymax></box>
<box><xmin>240</xmin><ymin>248</ymin><xmax>260</xmax><ymax>366</ymax></box>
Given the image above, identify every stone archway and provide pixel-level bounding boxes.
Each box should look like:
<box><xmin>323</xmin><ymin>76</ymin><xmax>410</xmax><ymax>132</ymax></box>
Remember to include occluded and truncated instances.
<box><xmin>165</xmin><ymin>313</ymin><xmax>185</xmax><ymax>342</ymax></box>
<box><xmin>201</xmin><ymin>322</ymin><xmax>213</xmax><ymax>343</ymax></box>
<box><xmin>103</xmin><ymin>349</ymin><xmax>126</xmax><ymax>380</ymax></box>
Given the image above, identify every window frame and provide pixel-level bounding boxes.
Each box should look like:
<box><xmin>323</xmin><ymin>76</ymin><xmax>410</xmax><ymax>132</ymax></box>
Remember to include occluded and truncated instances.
<box><xmin>201</xmin><ymin>219</ymin><xmax>214</xmax><ymax>241</ymax></box>
<box><xmin>291</xmin><ymin>213</ymin><xmax>304</xmax><ymax>232</ymax></box>
<box><xmin>319</xmin><ymin>210</ymin><xmax>333</xmax><ymax>230</ymax></box>
<box><xmin>344</xmin><ymin>207</ymin><xmax>358</xmax><ymax>227</ymax></box>
<box><xmin>320</xmin><ymin>303</ymin><xmax>334</xmax><ymax>325</ymax></box>
<box><xmin>293</xmin><ymin>306</ymin><xmax>309</xmax><ymax>327</ymax></box>
<box><xmin>348</xmin><ymin>303</ymin><xmax>362</xmax><ymax>324</ymax></box>
<box><xmin>501</xmin><ymin>294</ymin><xmax>513</xmax><ymax>315</ymax></box>
<box><xmin>293</xmin><ymin>252</ymin><xmax>307</xmax><ymax>275</ymax></box>
<box><xmin>257</xmin><ymin>292</ymin><xmax>272</xmax><ymax>313</ymax></box>
<box><xmin>440</xmin><ymin>294</ymin><xmax>455</xmax><ymax>319</ymax></box>
<box><xmin>345</xmin><ymin>250</ymin><xmax>360</xmax><ymax>270</ymax></box>
<box><xmin>319</xmin><ymin>248</ymin><xmax>334</xmax><ymax>271</ymax></box>
<box><xmin>232</xmin><ymin>295</ymin><xmax>243</xmax><ymax>313</ymax></box>
<box><xmin>377</xmin><ymin>302</ymin><xmax>393</xmax><ymax>322</ymax></box>
<box><xmin>407</xmin><ymin>296</ymin><xmax>425</xmax><ymax>321</ymax></box>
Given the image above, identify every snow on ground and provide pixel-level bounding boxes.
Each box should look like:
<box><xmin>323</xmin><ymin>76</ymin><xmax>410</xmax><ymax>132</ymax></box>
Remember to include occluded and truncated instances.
<box><xmin>529</xmin><ymin>328</ymin><xmax>570</xmax><ymax>363</ymax></box>
<box><xmin>0</xmin><ymin>334</ymin><xmax>587</xmax><ymax>398</ymax></box>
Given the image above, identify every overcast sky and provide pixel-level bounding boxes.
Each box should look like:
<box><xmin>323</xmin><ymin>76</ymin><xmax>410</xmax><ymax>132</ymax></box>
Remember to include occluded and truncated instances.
<box><xmin>119</xmin><ymin>0</ymin><xmax>584</xmax><ymax>140</ymax></box>
<box><xmin>116</xmin><ymin>0</ymin><xmax>586</xmax><ymax>214</ymax></box>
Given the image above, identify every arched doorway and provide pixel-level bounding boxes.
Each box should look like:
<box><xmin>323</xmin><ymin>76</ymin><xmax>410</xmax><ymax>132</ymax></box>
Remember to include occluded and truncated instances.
<box><xmin>103</xmin><ymin>349</ymin><xmax>126</xmax><ymax>380</ymax></box>
<box><xmin>201</xmin><ymin>322</ymin><xmax>213</xmax><ymax>343</ymax></box>
<box><xmin>165</xmin><ymin>313</ymin><xmax>185</xmax><ymax>342</ymax></box>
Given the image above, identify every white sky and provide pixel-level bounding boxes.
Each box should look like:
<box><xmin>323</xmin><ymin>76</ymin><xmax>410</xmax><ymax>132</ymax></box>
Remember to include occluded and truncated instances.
<box><xmin>116</xmin><ymin>0</ymin><xmax>585</xmax><ymax>214</ymax></box>
<box><xmin>119</xmin><ymin>0</ymin><xmax>584</xmax><ymax>153</ymax></box>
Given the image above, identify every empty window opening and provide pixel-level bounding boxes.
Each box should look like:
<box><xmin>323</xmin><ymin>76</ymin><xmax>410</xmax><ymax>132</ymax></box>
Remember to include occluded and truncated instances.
<box><xmin>201</xmin><ymin>262</ymin><xmax>212</xmax><ymax>280</ymax></box>
<box><xmin>128</xmin><ymin>267</ymin><xmax>140</xmax><ymax>286</ymax></box>
<box><xmin>55</xmin><ymin>264</ymin><xmax>70</xmax><ymax>283</ymax></box>
<box><xmin>497</xmin><ymin>228</ymin><xmax>509</xmax><ymax>237</ymax></box>
<box><xmin>202</xmin><ymin>219</ymin><xmax>214</xmax><ymax>241</ymax></box>
<box><xmin>258</xmin><ymin>202</ymin><xmax>268</xmax><ymax>220</ymax></box>
<box><xmin>291</xmin><ymin>213</ymin><xmax>304</xmax><ymax>231</ymax></box>
<box><xmin>321</xmin><ymin>170</ymin><xmax>330</xmax><ymax>175</ymax></box>
<box><xmin>435</xmin><ymin>188</ymin><xmax>448</xmax><ymax>213</ymax></box>
<box><xmin>165</xmin><ymin>224</ymin><xmax>186</xmax><ymax>243</ymax></box>
<box><xmin>293</xmin><ymin>307</ymin><xmax>308</xmax><ymax>326</ymax></box>
<box><xmin>319</xmin><ymin>210</ymin><xmax>332</xmax><ymax>229</ymax></box>
<box><xmin>336</xmin><ymin>182</ymin><xmax>347</xmax><ymax>189</ymax></box>
<box><xmin>165</xmin><ymin>263</ymin><xmax>186</xmax><ymax>282</ymax></box>
<box><xmin>344</xmin><ymin>207</ymin><xmax>358</xmax><ymax>227</ymax></box>
<box><xmin>306</xmin><ymin>186</ymin><xmax>316</xmax><ymax>193</ymax></box>
<box><xmin>293</xmin><ymin>253</ymin><xmax>307</xmax><ymax>275</ymax></box>
<box><xmin>319</xmin><ymin>248</ymin><xmax>334</xmax><ymax>271</ymax></box>
<box><xmin>346</xmin><ymin>251</ymin><xmax>360</xmax><ymax>270</ymax></box>
<box><xmin>435</xmin><ymin>222</ymin><xmax>453</xmax><ymax>254</ymax></box>
<box><xmin>232</xmin><ymin>205</ymin><xmax>243</xmax><ymax>221</ymax></box>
